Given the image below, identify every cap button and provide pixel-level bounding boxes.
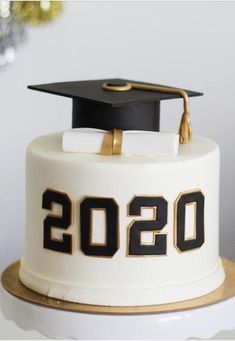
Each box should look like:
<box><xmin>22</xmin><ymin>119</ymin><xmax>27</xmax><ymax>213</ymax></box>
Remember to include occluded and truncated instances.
<box><xmin>102</xmin><ymin>81</ymin><xmax>132</xmax><ymax>92</ymax></box>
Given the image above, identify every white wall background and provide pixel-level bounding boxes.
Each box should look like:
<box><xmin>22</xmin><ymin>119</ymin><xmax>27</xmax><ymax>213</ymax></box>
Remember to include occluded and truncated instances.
<box><xmin>1</xmin><ymin>1</ymin><xmax>235</xmax><ymax>277</ymax></box>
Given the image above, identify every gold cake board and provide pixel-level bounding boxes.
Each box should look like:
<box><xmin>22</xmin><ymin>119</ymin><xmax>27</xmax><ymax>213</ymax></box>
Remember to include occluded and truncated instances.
<box><xmin>1</xmin><ymin>258</ymin><xmax>235</xmax><ymax>315</ymax></box>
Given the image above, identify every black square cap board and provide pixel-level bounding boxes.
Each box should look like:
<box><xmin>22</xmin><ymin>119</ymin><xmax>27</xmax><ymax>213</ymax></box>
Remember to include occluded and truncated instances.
<box><xmin>28</xmin><ymin>78</ymin><xmax>203</xmax><ymax>131</ymax></box>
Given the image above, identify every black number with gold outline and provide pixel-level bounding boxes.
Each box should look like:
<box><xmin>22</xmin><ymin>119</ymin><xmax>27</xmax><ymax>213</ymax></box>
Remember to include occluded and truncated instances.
<box><xmin>42</xmin><ymin>189</ymin><xmax>72</xmax><ymax>253</ymax></box>
<box><xmin>128</xmin><ymin>196</ymin><xmax>168</xmax><ymax>255</ymax></box>
<box><xmin>80</xmin><ymin>197</ymin><xmax>119</xmax><ymax>257</ymax></box>
<box><xmin>175</xmin><ymin>191</ymin><xmax>205</xmax><ymax>252</ymax></box>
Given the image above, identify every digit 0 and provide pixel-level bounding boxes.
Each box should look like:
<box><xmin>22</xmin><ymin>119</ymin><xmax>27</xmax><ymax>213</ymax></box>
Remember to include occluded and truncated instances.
<box><xmin>174</xmin><ymin>190</ymin><xmax>205</xmax><ymax>252</ymax></box>
<box><xmin>80</xmin><ymin>197</ymin><xmax>119</xmax><ymax>257</ymax></box>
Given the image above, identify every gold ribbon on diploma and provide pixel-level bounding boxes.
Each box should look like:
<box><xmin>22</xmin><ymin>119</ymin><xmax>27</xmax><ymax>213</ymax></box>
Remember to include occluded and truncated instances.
<box><xmin>102</xmin><ymin>82</ymin><xmax>192</xmax><ymax>145</ymax></box>
<box><xmin>101</xmin><ymin>129</ymin><xmax>123</xmax><ymax>156</ymax></box>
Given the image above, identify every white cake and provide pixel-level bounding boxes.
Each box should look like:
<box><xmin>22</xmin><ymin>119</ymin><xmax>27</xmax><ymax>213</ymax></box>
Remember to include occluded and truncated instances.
<box><xmin>19</xmin><ymin>131</ymin><xmax>225</xmax><ymax>306</ymax></box>
<box><xmin>18</xmin><ymin>78</ymin><xmax>226</xmax><ymax>307</ymax></box>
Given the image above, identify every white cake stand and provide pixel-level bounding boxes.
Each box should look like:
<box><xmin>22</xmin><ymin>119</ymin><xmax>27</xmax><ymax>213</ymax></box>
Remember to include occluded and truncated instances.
<box><xmin>1</xmin><ymin>285</ymin><xmax>235</xmax><ymax>340</ymax></box>
<box><xmin>1</xmin><ymin>259</ymin><xmax>235</xmax><ymax>340</ymax></box>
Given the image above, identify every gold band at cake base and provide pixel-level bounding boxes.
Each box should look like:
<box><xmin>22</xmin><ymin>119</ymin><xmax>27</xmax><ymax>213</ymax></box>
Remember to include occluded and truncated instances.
<box><xmin>1</xmin><ymin>258</ymin><xmax>235</xmax><ymax>315</ymax></box>
<box><xmin>101</xmin><ymin>129</ymin><xmax>123</xmax><ymax>156</ymax></box>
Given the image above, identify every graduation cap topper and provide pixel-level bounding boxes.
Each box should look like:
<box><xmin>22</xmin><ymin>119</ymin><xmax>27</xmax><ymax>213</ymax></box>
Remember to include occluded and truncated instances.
<box><xmin>28</xmin><ymin>78</ymin><xmax>203</xmax><ymax>144</ymax></box>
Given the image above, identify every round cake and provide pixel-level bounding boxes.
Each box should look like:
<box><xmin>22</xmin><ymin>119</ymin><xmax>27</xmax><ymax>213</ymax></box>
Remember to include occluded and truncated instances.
<box><xmin>19</xmin><ymin>79</ymin><xmax>225</xmax><ymax>307</ymax></box>
<box><xmin>19</xmin><ymin>131</ymin><xmax>225</xmax><ymax>306</ymax></box>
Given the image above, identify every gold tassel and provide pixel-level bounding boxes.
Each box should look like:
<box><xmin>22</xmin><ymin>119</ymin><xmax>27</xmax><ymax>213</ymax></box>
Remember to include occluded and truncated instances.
<box><xmin>102</xmin><ymin>82</ymin><xmax>194</xmax><ymax>145</ymax></box>
<box><xmin>179</xmin><ymin>111</ymin><xmax>192</xmax><ymax>144</ymax></box>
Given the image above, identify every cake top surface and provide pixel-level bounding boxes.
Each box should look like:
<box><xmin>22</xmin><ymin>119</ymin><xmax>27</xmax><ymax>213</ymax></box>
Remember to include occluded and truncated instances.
<box><xmin>28</xmin><ymin>132</ymin><xmax>219</xmax><ymax>166</ymax></box>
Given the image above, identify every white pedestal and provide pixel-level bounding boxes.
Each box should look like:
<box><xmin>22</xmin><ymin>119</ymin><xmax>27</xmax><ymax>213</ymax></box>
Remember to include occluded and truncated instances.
<box><xmin>1</xmin><ymin>284</ymin><xmax>235</xmax><ymax>340</ymax></box>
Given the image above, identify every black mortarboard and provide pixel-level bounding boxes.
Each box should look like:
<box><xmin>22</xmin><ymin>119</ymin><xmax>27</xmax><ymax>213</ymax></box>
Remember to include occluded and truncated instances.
<box><xmin>28</xmin><ymin>78</ymin><xmax>203</xmax><ymax>131</ymax></box>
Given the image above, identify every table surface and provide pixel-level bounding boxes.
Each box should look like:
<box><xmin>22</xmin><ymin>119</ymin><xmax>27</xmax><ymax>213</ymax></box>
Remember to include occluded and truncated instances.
<box><xmin>0</xmin><ymin>309</ymin><xmax>47</xmax><ymax>340</ymax></box>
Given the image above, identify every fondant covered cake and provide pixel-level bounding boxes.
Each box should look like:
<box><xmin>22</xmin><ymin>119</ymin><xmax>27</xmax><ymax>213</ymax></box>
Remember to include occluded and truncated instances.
<box><xmin>19</xmin><ymin>79</ymin><xmax>225</xmax><ymax>306</ymax></box>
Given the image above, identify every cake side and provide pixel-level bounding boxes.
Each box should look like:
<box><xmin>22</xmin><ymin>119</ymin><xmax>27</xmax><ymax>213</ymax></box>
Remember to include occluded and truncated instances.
<box><xmin>19</xmin><ymin>132</ymin><xmax>225</xmax><ymax>306</ymax></box>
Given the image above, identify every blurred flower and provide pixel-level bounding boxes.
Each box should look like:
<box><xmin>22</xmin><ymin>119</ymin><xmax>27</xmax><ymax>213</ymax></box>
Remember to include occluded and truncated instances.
<box><xmin>0</xmin><ymin>1</ymin><xmax>25</xmax><ymax>67</ymax></box>
<box><xmin>0</xmin><ymin>1</ymin><xmax>63</xmax><ymax>69</ymax></box>
<box><xmin>14</xmin><ymin>1</ymin><xmax>63</xmax><ymax>26</ymax></box>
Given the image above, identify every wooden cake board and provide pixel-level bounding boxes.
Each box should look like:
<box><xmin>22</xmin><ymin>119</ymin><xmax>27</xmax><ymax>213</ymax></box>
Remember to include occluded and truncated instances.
<box><xmin>1</xmin><ymin>258</ymin><xmax>235</xmax><ymax>315</ymax></box>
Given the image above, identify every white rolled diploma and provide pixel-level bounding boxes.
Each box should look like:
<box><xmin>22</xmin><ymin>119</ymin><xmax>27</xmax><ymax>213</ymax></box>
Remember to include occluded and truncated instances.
<box><xmin>62</xmin><ymin>128</ymin><xmax>179</xmax><ymax>156</ymax></box>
